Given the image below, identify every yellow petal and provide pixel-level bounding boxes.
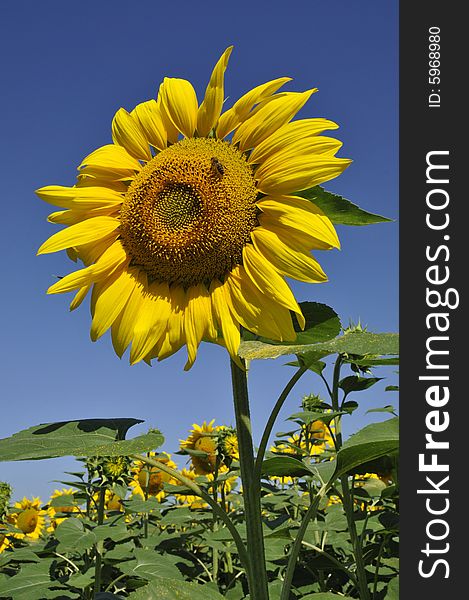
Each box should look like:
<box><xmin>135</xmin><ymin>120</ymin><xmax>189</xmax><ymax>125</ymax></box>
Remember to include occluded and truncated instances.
<box><xmin>159</xmin><ymin>77</ymin><xmax>198</xmax><ymax>139</ymax></box>
<box><xmin>255</xmin><ymin>137</ymin><xmax>343</xmax><ymax>180</ymax></box>
<box><xmin>90</xmin><ymin>269</ymin><xmax>138</xmax><ymax>341</ymax></box>
<box><xmin>37</xmin><ymin>216</ymin><xmax>120</xmax><ymax>255</ymax></box>
<box><xmin>251</xmin><ymin>227</ymin><xmax>327</xmax><ymax>283</ymax></box>
<box><xmin>47</xmin><ymin>207</ymin><xmax>119</xmax><ymax>226</ymax></box>
<box><xmin>156</xmin><ymin>88</ymin><xmax>179</xmax><ymax>144</ymax></box>
<box><xmin>257</xmin><ymin>155</ymin><xmax>352</xmax><ymax>195</ymax></box>
<box><xmin>197</xmin><ymin>46</ymin><xmax>233</xmax><ymax>137</ymax></box>
<box><xmin>210</xmin><ymin>279</ymin><xmax>241</xmax><ymax>365</ymax></box>
<box><xmin>232</xmin><ymin>89</ymin><xmax>316</xmax><ymax>151</ymax></box>
<box><xmin>216</xmin><ymin>77</ymin><xmax>291</xmax><ymax>139</ymax></box>
<box><xmin>130</xmin><ymin>281</ymin><xmax>172</xmax><ymax>365</ymax></box>
<box><xmin>155</xmin><ymin>285</ymin><xmax>186</xmax><ymax>361</ymax></box>
<box><xmin>131</xmin><ymin>99</ymin><xmax>167</xmax><ymax>151</ymax></box>
<box><xmin>79</xmin><ymin>144</ymin><xmax>142</xmax><ymax>172</ymax></box>
<box><xmin>70</xmin><ymin>285</ymin><xmax>91</xmax><ymax>311</ymax></box>
<box><xmin>111</xmin><ymin>108</ymin><xmax>152</xmax><ymax>161</ymax></box>
<box><xmin>248</xmin><ymin>119</ymin><xmax>339</xmax><ymax>165</ymax></box>
<box><xmin>183</xmin><ymin>284</ymin><xmax>215</xmax><ymax>370</ymax></box>
<box><xmin>229</xmin><ymin>265</ymin><xmax>297</xmax><ymax>340</ymax></box>
<box><xmin>257</xmin><ymin>196</ymin><xmax>340</xmax><ymax>249</ymax></box>
<box><xmin>36</xmin><ymin>185</ymin><xmax>124</xmax><ymax>210</ymax></box>
<box><xmin>111</xmin><ymin>271</ymin><xmax>148</xmax><ymax>358</ymax></box>
<box><xmin>242</xmin><ymin>244</ymin><xmax>304</xmax><ymax>327</ymax></box>
<box><xmin>47</xmin><ymin>240</ymin><xmax>129</xmax><ymax>294</ymax></box>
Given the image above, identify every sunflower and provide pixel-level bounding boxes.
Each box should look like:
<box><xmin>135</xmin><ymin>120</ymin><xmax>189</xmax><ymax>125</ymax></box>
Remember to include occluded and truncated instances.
<box><xmin>47</xmin><ymin>488</ymin><xmax>81</xmax><ymax>532</ymax></box>
<box><xmin>0</xmin><ymin>527</ymin><xmax>11</xmax><ymax>553</ymax></box>
<box><xmin>36</xmin><ymin>47</ymin><xmax>350</xmax><ymax>369</ymax></box>
<box><xmin>180</xmin><ymin>420</ymin><xmax>220</xmax><ymax>474</ymax></box>
<box><xmin>130</xmin><ymin>452</ymin><xmax>178</xmax><ymax>501</ymax></box>
<box><xmin>175</xmin><ymin>467</ymin><xmax>237</xmax><ymax>510</ymax></box>
<box><xmin>8</xmin><ymin>497</ymin><xmax>46</xmax><ymax>540</ymax></box>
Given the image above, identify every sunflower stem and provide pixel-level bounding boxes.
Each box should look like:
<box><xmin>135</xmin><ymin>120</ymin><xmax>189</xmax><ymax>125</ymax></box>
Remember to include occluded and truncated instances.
<box><xmin>93</xmin><ymin>487</ymin><xmax>105</xmax><ymax>596</ymax></box>
<box><xmin>330</xmin><ymin>355</ymin><xmax>371</xmax><ymax>600</ymax></box>
<box><xmin>230</xmin><ymin>358</ymin><xmax>269</xmax><ymax>600</ymax></box>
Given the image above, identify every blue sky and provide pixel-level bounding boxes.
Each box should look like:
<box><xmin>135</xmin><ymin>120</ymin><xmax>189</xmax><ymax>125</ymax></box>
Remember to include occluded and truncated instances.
<box><xmin>0</xmin><ymin>0</ymin><xmax>398</xmax><ymax>501</ymax></box>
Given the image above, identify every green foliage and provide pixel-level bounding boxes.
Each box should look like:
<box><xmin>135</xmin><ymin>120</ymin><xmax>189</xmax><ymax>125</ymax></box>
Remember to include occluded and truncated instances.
<box><xmin>299</xmin><ymin>186</ymin><xmax>393</xmax><ymax>226</ymax></box>
<box><xmin>0</xmin><ymin>309</ymin><xmax>398</xmax><ymax>599</ymax></box>
<box><xmin>0</xmin><ymin>419</ymin><xmax>164</xmax><ymax>462</ymax></box>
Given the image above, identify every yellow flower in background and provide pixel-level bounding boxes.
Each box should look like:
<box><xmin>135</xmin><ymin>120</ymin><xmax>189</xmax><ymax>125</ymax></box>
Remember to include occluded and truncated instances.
<box><xmin>180</xmin><ymin>420</ymin><xmax>219</xmax><ymax>474</ymax></box>
<box><xmin>175</xmin><ymin>466</ymin><xmax>237</xmax><ymax>510</ymax></box>
<box><xmin>0</xmin><ymin>528</ymin><xmax>11</xmax><ymax>553</ymax></box>
<box><xmin>8</xmin><ymin>497</ymin><xmax>46</xmax><ymax>540</ymax></box>
<box><xmin>47</xmin><ymin>488</ymin><xmax>81</xmax><ymax>532</ymax></box>
<box><xmin>130</xmin><ymin>452</ymin><xmax>178</xmax><ymax>501</ymax></box>
<box><xmin>37</xmin><ymin>46</ymin><xmax>350</xmax><ymax>369</ymax></box>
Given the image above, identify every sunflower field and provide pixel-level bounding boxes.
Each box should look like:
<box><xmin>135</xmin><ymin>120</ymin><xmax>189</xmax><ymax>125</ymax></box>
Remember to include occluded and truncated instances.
<box><xmin>1</xmin><ymin>46</ymin><xmax>398</xmax><ymax>599</ymax></box>
<box><xmin>0</xmin><ymin>319</ymin><xmax>399</xmax><ymax>599</ymax></box>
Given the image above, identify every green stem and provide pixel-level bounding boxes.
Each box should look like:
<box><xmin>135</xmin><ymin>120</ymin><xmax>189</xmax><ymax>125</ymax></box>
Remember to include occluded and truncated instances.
<box><xmin>130</xmin><ymin>453</ymin><xmax>250</xmax><ymax>572</ymax></box>
<box><xmin>330</xmin><ymin>355</ymin><xmax>370</xmax><ymax>600</ymax></box>
<box><xmin>230</xmin><ymin>358</ymin><xmax>269</xmax><ymax>600</ymax></box>
<box><xmin>93</xmin><ymin>487</ymin><xmax>105</xmax><ymax>596</ymax></box>
<box><xmin>254</xmin><ymin>366</ymin><xmax>308</xmax><ymax>481</ymax></box>
<box><xmin>280</xmin><ymin>489</ymin><xmax>326</xmax><ymax>600</ymax></box>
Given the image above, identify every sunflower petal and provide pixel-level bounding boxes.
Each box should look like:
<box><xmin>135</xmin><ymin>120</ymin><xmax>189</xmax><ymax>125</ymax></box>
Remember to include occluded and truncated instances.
<box><xmin>197</xmin><ymin>46</ymin><xmax>233</xmax><ymax>137</ymax></box>
<box><xmin>79</xmin><ymin>144</ymin><xmax>141</xmax><ymax>172</ymax></box>
<box><xmin>251</xmin><ymin>227</ymin><xmax>327</xmax><ymax>283</ymax></box>
<box><xmin>112</xmin><ymin>108</ymin><xmax>152</xmax><ymax>161</ymax></box>
<box><xmin>184</xmin><ymin>284</ymin><xmax>214</xmax><ymax>370</ymax></box>
<box><xmin>232</xmin><ymin>89</ymin><xmax>317</xmax><ymax>151</ymax></box>
<box><xmin>131</xmin><ymin>99</ymin><xmax>167</xmax><ymax>151</ymax></box>
<box><xmin>159</xmin><ymin>77</ymin><xmax>198</xmax><ymax>139</ymax></box>
<box><xmin>242</xmin><ymin>244</ymin><xmax>304</xmax><ymax>327</ymax></box>
<box><xmin>248</xmin><ymin>119</ymin><xmax>339</xmax><ymax>165</ymax></box>
<box><xmin>47</xmin><ymin>240</ymin><xmax>129</xmax><ymax>294</ymax></box>
<box><xmin>155</xmin><ymin>285</ymin><xmax>186</xmax><ymax>361</ymax></box>
<box><xmin>210</xmin><ymin>279</ymin><xmax>241</xmax><ymax>365</ymax></box>
<box><xmin>36</xmin><ymin>185</ymin><xmax>124</xmax><ymax>210</ymax></box>
<box><xmin>47</xmin><ymin>207</ymin><xmax>119</xmax><ymax>226</ymax></box>
<box><xmin>90</xmin><ymin>269</ymin><xmax>138</xmax><ymax>341</ymax></box>
<box><xmin>130</xmin><ymin>281</ymin><xmax>171</xmax><ymax>365</ymax></box>
<box><xmin>37</xmin><ymin>216</ymin><xmax>120</xmax><ymax>255</ymax></box>
<box><xmin>257</xmin><ymin>155</ymin><xmax>352</xmax><ymax>195</ymax></box>
<box><xmin>228</xmin><ymin>266</ymin><xmax>297</xmax><ymax>341</ymax></box>
<box><xmin>111</xmin><ymin>271</ymin><xmax>148</xmax><ymax>358</ymax></box>
<box><xmin>257</xmin><ymin>195</ymin><xmax>340</xmax><ymax>249</ymax></box>
<box><xmin>216</xmin><ymin>77</ymin><xmax>291</xmax><ymax>139</ymax></box>
<box><xmin>70</xmin><ymin>285</ymin><xmax>91</xmax><ymax>311</ymax></box>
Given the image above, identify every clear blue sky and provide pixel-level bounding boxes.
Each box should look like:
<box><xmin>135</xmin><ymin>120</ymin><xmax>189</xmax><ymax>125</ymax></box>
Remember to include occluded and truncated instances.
<box><xmin>0</xmin><ymin>0</ymin><xmax>398</xmax><ymax>501</ymax></box>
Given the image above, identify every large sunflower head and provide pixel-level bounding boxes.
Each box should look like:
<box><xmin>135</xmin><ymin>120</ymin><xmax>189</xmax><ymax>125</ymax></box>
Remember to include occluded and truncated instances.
<box><xmin>37</xmin><ymin>47</ymin><xmax>350</xmax><ymax>369</ymax></box>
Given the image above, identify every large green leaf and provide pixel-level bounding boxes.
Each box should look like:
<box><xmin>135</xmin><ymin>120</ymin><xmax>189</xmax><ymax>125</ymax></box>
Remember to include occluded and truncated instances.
<box><xmin>302</xmin><ymin>594</ymin><xmax>355</xmax><ymax>600</ymax></box>
<box><xmin>0</xmin><ymin>419</ymin><xmax>164</xmax><ymax>461</ymax></box>
<box><xmin>239</xmin><ymin>331</ymin><xmax>399</xmax><ymax>361</ymax></box>
<box><xmin>337</xmin><ymin>417</ymin><xmax>399</xmax><ymax>476</ymax></box>
<box><xmin>120</xmin><ymin>548</ymin><xmax>182</xmax><ymax>581</ymax></box>
<box><xmin>128</xmin><ymin>578</ymin><xmax>225</xmax><ymax>600</ymax></box>
<box><xmin>261</xmin><ymin>456</ymin><xmax>311</xmax><ymax>478</ymax></box>
<box><xmin>299</xmin><ymin>186</ymin><xmax>392</xmax><ymax>226</ymax></box>
<box><xmin>55</xmin><ymin>517</ymin><xmax>97</xmax><ymax>554</ymax></box>
<box><xmin>0</xmin><ymin>560</ymin><xmax>70</xmax><ymax>599</ymax></box>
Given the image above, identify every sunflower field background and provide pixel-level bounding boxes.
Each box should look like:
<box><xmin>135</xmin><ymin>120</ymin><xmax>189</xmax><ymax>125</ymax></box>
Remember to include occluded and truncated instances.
<box><xmin>0</xmin><ymin>1</ymin><xmax>398</xmax><ymax>599</ymax></box>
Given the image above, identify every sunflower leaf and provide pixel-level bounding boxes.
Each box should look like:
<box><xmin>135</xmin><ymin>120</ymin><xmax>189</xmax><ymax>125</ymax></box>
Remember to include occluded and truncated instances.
<box><xmin>239</xmin><ymin>331</ymin><xmax>399</xmax><ymax>361</ymax></box>
<box><xmin>300</xmin><ymin>186</ymin><xmax>393</xmax><ymax>226</ymax></box>
<box><xmin>336</xmin><ymin>417</ymin><xmax>399</xmax><ymax>476</ymax></box>
<box><xmin>0</xmin><ymin>418</ymin><xmax>164</xmax><ymax>462</ymax></box>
